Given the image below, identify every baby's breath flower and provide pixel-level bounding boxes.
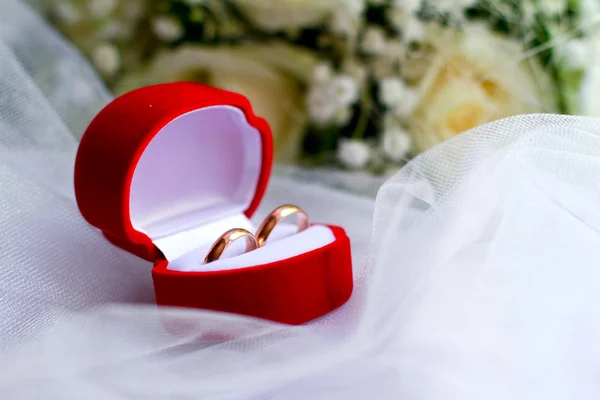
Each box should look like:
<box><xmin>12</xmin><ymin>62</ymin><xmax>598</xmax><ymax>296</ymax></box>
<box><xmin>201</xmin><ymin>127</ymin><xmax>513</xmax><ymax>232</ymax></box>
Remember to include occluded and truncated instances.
<box><xmin>382</xmin><ymin>127</ymin><xmax>412</xmax><ymax>162</ymax></box>
<box><xmin>334</xmin><ymin>106</ymin><xmax>353</xmax><ymax>125</ymax></box>
<box><xmin>361</xmin><ymin>27</ymin><xmax>388</xmax><ymax>55</ymax></box>
<box><xmin>307</xmin><ymin>86</ymin><xmax>338</xmax><ymax>124</ymax></box>
<box><xmin>152</xmin><ymin>16</ymin><xmax>184</xmax><ymax>43</ymax></box>
<box><xmin>393</xmin><ymin>89</ymin><xmax>419</xmax><ymax>118</ymax></box>
<box><xmin>337</xmin><ymin>138</ymin><xmax>371</xmax><ymax>169</ymax></box>
<box><xmin>404</xmin><ymin>20</ymin><xmax>426</xmax><ymax>44</ymax></box>
<box><xmin>124</xmin><ymin>1</ymin><xmax>145</xmax><ymax>19</ymax></box>
<box><xmin>53</xmin><ymin>1</ymin><xmax>81</xmax><ymax>24</ymax></box>
<box><xmin>560</xmin><ymin>39</ymin><xmax>588</xmax><ymax>70</ymax></box>
<box><xmin>385</xmin><ymin>41</ymin><xmax>406</xmax><ymax>63</ymax></box>
<box><xmin>391</xmin><ymin>0</ymin><xmax>421</xmax><ymax>13</ymax></box>
<box><xmin>330</xmin><ymin>0</ymin><xmax>365</xmax><ymax>36</ymax></box>
<box><xmin>329</xmin><ymin>75</ymin><xmax>359</xmax><ymax>106</ymax></box>
<box><xmin>88</xmin><ymin>0</ymin><xmax>117</xmax><ymax>19</ymax></box>
<box><xmin>312</xmin><ymin>62</ymin><xmax>333</xmax><ymax>84</ymax></box>
<box><xmin>387</xmin><ymin>7</ymin><xmax>406</xmax><ymax>31</ymax></box>
<box><xmin>100</xmin><ymin>21</ymin><xmax>132</xmax><ymax>40</ymax></box>
<box><xmin>379</xmin><ymin>77</ymin><xmax>407</xmax><ymax>107</ymax></box>
<box><xmin>341</xmin><ymin>59</ymin><xmax>368</xmax><ymax>86</ymax></box>
<box><xmin>539</xmin><ymin>0</ymin><xmax>567</xmax><ymax>16</ymax></box>
<box><xmin>92</xmin><ymin>43</ymin><xmax>120</xmax><ymax>76</ymax></box>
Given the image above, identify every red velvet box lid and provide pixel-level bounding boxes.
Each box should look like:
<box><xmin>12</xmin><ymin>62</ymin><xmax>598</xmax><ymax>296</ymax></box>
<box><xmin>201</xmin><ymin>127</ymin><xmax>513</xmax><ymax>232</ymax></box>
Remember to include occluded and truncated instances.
<box><xmin>74</xmin><ymin>82</ymin><xmax>273</xmax><ymax>261</ymax></box>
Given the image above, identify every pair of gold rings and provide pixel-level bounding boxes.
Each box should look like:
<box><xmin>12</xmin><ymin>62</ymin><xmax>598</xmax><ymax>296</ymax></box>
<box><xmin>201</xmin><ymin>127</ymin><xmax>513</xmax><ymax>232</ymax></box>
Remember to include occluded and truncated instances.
<box><xmin>203</xmin><ymin>204</ymin><xmax>310</xmax><ymax>264</ymax></box>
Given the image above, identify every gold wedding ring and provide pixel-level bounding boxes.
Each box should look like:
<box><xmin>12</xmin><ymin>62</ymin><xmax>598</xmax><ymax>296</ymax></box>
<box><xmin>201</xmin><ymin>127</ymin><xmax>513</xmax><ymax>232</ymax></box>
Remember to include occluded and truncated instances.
<box><xmin>255</xmin><ymin>204</ymin><xmax>310</xmax><ymax>248</ymax></box>
<box><xmin>204</xmin><ymin>228</ymin><xmax>258</xmax><ymax>264</ymax></box>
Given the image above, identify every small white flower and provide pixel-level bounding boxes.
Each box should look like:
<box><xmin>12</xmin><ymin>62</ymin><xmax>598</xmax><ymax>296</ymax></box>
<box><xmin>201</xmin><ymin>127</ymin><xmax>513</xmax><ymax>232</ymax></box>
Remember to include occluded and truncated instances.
<box><xmin>391</xmin><ymin>0</ymin><xmax>421</xmax><ymax>13</ymax></box>
<box><xmin>372</xmin><ymin>58</ymin><xmax>395</xmax><ymax>80</ymax></box>
<box><xmin>334</xmin><ymin>106</ymin><xmax>353</xmax><ymax>125</ymax></box>
<box><xmin>53</xmin><ymin>1</ymin><xmax>81</xmax><ymax>24</ymax></box>
<box><xmin>88</xmin><ymin>0</ymin><xmax>117</xmax><ymax>19</ymax></box>
<box><xmin>152</xmin><ymin>16</ymin><xmax>184</xmax><ymax>43</ymax></box>
<box><xmin>337</xmin><ymin>139</ymin><xmax>371</xmax><ymax>169</ymax></box>
<box><xmin>307</xmin><ymin>87</ymin><xmax>337</xmax><ymax>124</ymax></box>
<box><xmin>329</xmin><ymin>75</ymin><xmax>359</xmax><ymax>106</ymax></box>
<box><xmin>331</xmin><ymin>0</ymin><xmax>365</xmax><ymax>36</ymax></box>
<box><xmin>101</xmin><ymin>21</ymin><xmax>132</xmax><ymax>39</ymax></box>
<box><xmin>560</xmin><ymin>39</ymin><xmax>588</xmax><ymax>70</ymax></box>
<box><xmin>383</xmin><ymin>112</ymin><xmax>400</xmax><ymax>129</ymax></box>
<box><xmin>312</xmin><ymin>62</ymin><xmax>333</xmax><ymax>84</ymax></box>
<box><xmin>124</xmin><ymin>1</ymin><xmax>145</xmax><ymax>19</ymax></box>
<box><xmin>435</xmin><ymin>0</ymin><xmax>478</xmax><ymax>14</ymax></box>
<box><xmin>361</xmin><ymin>27</ymin><xmax>388</xmax><ymax>55</ymax></box>
<box><xmin>540</xmin><ymin>0</ymin><xmax>566</xmax><ymax>15</ymax></box>
<box><xmin>379</xmin><ymin>77</ymin><xmax>419</xmax><ymax>117</ymax></box>
<box><xmin>392</xmin><ymin>88</ymin><xmax>419</xmax><ymax>118</ymax></box>
<box><xmin>386</xmin><ymin>40</ymin><xmax>405</xmax><ymax>60</ymax></box>
<box><xmin>92</xmin><ymin>43</ymin><xmax>120</xmax><ymax>76</ymax></box>
<box><xmin>344</xmin><ymin>0</ymin><xmax>366</xmax><ymax>14</ymax></box>
<box><xmin>341</xmin><ymin>60</ymin><xmax>368</xmax><ymax>85</ymax></box>
<box><xmin>331</xmin><ymin>12</ymin><xmax>358</xmax><ymax>36</ymax></box>
<box><xmin>387</xmin><ymin>7</ymin><xmax>406</xmax><ymax>31</ymax></box>
<box><xmin>379</xmin><ymin>77</ymin><xmax>407</xmax><ymax>107</ymax></box>
<box><xmin>404</xmin><ymin>20</ymin><xmax>426</xmax><ymax>44</ymax></box>
<box><xmin>382</xmin><ymin>127</ymin><xmax>412</xmax><ymax>162</ymax></box>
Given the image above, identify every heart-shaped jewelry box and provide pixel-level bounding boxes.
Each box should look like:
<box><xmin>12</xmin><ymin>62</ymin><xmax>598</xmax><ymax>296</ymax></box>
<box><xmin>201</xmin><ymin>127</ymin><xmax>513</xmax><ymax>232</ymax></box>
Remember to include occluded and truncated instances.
<box><xmin>74</xmin><ymin>82</ymin><xmax>353</xmax><ymax>324</ymax></box>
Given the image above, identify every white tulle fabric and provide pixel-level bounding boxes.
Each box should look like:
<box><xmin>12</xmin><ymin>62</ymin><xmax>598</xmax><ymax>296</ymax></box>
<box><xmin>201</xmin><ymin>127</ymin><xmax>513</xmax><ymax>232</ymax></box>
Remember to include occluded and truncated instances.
<box><xmin>2</xmin><ymin>1</ymin><xmax>600</xmax><ymax>399</ymax></box>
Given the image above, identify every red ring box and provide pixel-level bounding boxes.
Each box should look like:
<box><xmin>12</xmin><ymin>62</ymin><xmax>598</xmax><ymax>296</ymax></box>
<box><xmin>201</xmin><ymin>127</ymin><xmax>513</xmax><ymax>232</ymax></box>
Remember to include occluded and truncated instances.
<box><xmin>74</xmin><ymin>82</ymin><xmax>353</xmax><ymax>325</ymax></box>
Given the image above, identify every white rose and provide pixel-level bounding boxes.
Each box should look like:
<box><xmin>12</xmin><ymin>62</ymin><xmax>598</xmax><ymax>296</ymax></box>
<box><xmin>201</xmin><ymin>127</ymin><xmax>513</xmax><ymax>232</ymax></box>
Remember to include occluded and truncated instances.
<box><xmin>232</xmin><ymin>0</ymin><xmax>336</xmax><ymax>31</ymax></box>
<box><xmin>115</xmin><ymin>43</ymin><xmax>318</xmax><ymax>163</ymax></box>
<box><xmin>381</xmin><ymin>127</ymin><xmax>412</xmax><ymax>162</ymax></box>
<box><xmin>337</xmin><ymin>139</ymin><xmax>371</xmax><ymax>169</ymax></box>
<box><xmin>410</xmin><ymin>24</ymin><xmax>556</xmax><ymax>154</ymax></box>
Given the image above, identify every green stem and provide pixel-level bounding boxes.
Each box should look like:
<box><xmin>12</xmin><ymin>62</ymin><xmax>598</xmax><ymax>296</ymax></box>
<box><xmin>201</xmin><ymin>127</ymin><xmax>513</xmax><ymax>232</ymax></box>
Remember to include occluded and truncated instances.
<box><xmin>352</xmin><ymin>90</ymin><xmax>371</xmax><ymax>139</ymax></box>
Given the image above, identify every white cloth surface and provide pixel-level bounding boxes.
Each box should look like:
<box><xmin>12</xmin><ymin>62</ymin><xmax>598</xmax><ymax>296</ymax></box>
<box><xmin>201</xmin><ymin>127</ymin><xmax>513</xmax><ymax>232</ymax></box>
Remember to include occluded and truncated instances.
<box><xmin>1</xmin><ymin>1</ymin><xmax>600</xmax><ymax>399</ymax></box>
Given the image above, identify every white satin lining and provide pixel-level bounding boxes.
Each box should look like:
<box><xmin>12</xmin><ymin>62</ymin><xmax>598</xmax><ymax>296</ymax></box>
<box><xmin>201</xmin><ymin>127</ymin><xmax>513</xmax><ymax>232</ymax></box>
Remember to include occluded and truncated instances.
<box><xmin>129</xmin><ymin>105</ymin><xmax>262</xmax><ymax>261</ymax></box>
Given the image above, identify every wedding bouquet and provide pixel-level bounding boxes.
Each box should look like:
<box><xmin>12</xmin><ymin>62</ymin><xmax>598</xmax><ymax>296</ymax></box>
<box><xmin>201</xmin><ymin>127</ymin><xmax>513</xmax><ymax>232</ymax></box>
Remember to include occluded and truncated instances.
<box><xmin>47</xmin><ymin>0</ymin><xmax>599</xmax><ymax>173</ymax></box>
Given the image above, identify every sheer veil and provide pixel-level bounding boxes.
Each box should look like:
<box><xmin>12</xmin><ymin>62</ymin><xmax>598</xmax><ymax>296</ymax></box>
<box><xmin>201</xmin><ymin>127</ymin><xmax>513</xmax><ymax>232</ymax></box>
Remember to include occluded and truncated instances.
<box><xmin>1</xmin><ymin>1</ymin><xmax>600</xmax><ymax>399</ymax></box>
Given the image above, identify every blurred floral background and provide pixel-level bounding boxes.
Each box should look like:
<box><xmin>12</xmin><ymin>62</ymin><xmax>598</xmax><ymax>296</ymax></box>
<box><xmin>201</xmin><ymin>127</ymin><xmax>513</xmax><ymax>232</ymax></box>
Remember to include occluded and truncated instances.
<box><xmin>41</xmin><ymin>0</ymin><xmax>599</xmax><ymax>174</ymax></box>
